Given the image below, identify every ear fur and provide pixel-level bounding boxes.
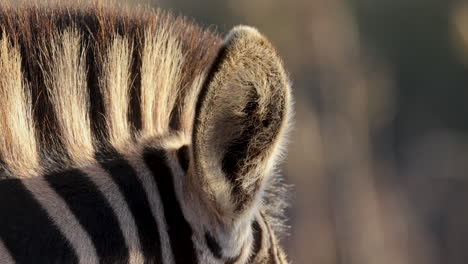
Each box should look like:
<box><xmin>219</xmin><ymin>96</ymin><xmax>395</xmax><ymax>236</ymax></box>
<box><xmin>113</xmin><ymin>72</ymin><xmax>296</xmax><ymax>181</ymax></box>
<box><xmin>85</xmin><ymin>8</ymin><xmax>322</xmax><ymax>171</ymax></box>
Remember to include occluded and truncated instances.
<box><xmin>192</xmin><ymin>26</ymin><xmax>292</xmax><ymax>220</ymax></box>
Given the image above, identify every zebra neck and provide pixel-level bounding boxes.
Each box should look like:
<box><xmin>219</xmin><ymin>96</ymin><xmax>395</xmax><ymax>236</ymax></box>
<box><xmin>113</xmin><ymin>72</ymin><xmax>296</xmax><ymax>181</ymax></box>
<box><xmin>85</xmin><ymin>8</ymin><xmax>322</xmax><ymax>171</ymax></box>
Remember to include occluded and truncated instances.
<box><xmin>0</xmin><ymin>141</ymin><xmax>195</xmax><ymax>263</ymax></box>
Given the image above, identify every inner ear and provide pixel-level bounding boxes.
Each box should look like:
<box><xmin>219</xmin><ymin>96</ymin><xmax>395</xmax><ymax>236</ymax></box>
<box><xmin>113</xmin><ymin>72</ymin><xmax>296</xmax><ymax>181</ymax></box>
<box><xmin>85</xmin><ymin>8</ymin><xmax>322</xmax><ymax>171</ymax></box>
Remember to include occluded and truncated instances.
<box><xmin>221</xmin><ymin>88</ymin><xmax>260</xmax><ymax>177</ymax></box>
<box><xmin>219</xmin><ymin>87</ymin><xmax>286</xmax><ymax>211</ymax></box>
<box><xmin>192</xmin><ymin>26</ymin><xmax>291</xmax><ymax>216</ymax></box>
<box><xmin>221</xmin><ymin>83</ymin><xmax>285</xmax><ymax>178</ymax></box>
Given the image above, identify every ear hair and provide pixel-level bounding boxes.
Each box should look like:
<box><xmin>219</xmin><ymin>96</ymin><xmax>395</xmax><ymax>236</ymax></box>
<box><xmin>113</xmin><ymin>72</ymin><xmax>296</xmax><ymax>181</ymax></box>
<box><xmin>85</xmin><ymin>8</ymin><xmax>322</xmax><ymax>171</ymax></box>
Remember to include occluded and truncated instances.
<box><xmin>191</xmin><ymin>26</ymin><xmax>292</xmax><ymax>220</ymax></box>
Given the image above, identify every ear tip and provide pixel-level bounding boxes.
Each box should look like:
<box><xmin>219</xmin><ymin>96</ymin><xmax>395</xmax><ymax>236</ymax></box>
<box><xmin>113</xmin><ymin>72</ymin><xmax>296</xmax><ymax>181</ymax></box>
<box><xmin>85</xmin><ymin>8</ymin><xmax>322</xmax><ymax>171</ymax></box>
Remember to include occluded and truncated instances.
<box><xmin>223</xmin><ymin>24</ymin><xmax>292</xmax><ymax>100</ymax></box>
<box><xmin>225</xmin><ymin>25</ymin><xmax>265</xmax><ymax>44</ymax></box>
<box><xmin>229</xmin><ymin>25</ymin><xmax>261</xmax><ymax>36</ymax></box>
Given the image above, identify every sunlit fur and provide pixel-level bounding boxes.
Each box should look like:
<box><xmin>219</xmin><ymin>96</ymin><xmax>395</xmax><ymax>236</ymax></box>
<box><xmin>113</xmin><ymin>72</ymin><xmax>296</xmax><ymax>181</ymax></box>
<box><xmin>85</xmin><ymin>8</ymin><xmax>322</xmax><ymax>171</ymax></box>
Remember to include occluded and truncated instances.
<box><xmin>100</xmin><ymin>35</ymin><xmax>133</xmax><ymax>149</ymax></box>
<box><xmin>0</xmin><ymin>2</ymin><xmax>219</xmax><ymax>172</ymax></box>
<box><xmin>140</xmin><ymin>24</ymin><xmax>185</xmax><ymax>137</ymax></box>
<box><xmin>0</xmin><ymin>2</ymin><xmax>291</xmax><ymax>263</ymax></box>
<box><xmin>0</xmin><ymin>36</ymin><xmax>39</xmax><ymax>178</ymax></box>
<box><xmin>43</xmin><ymin>29</ymin><xmax>95</xmax><ymax>165</ymax></box>
<box><xmin>22</xmin><ymin>173</ymin><xmax>99</xmax><ymax>263</ymax></box>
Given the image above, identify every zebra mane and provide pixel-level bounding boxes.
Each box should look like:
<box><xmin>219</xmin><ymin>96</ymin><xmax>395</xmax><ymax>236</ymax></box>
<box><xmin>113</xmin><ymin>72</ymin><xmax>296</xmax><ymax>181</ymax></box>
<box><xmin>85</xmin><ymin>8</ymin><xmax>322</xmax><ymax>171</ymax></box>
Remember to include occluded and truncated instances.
<box><xmin>0</xmin><ymin>2</ymin><xmax>221</xmax><ymax>176</ymax></box>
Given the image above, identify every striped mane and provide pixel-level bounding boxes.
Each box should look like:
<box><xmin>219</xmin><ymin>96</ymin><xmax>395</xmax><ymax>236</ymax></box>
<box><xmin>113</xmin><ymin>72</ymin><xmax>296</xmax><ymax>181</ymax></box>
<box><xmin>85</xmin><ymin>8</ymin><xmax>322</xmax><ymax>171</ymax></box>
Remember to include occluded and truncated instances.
<box><xmin>0</xmin><ymin>2</ymin><xmax>221</xmax><ymax>177</ymax></box>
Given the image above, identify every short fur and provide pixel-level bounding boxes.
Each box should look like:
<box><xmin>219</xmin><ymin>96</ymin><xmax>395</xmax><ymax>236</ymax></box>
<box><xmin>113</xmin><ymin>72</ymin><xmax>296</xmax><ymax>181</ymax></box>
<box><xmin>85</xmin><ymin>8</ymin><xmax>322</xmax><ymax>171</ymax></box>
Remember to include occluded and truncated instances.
<box><xmin>0</xmin><ymin>2</ymin><xmax>292</xmax><ymax>263</ymax></box>
<box><xmin>22</xmin><ymin>175</ymin><xmax>99</xmax><ymax>263</ymax></box>
<box><xmin>0</xmin><ymin>36</ymin><xmax>39</xmax><ymax>177</ymax></box>
<box><xmin>42</xmin><ymin>28</ymin><xmax>94</xmax><ymax>165</ymax></box>
<box><xmin>81</xmin><ymin>164</ymin><xmax>144</xmax><ymax>264</ymax></box>
<box><xmin>123</xmin><ymin>146</ymin><xmax>175</xmax><ymax>264</ymax></box>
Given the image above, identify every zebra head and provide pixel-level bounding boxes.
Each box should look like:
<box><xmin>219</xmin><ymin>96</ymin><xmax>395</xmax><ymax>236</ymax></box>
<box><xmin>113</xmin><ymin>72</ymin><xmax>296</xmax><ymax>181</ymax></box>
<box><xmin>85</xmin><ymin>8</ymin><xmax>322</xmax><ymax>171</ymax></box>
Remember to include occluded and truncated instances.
<box><xmin>0</xmin><ymin>6</ymin><xmax>292</xmax><ymax>263</ymax></box>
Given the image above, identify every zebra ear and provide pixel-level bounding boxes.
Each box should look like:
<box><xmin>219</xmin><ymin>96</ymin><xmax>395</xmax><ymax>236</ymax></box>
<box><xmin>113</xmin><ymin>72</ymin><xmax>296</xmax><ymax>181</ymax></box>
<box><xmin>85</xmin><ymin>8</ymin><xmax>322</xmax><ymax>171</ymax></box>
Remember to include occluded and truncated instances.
<box><xmin>192</xmin><ymin>26</ymin><xmax>292</xmax><ymax>219</ymax></box>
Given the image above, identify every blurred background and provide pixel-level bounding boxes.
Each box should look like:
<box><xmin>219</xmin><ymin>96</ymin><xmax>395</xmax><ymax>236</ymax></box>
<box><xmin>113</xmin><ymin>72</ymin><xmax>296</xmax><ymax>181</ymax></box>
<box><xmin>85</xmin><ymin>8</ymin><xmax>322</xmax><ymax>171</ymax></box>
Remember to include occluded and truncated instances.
<box><xmin>149</xmin><ymin>0</ymin><xmax>467</xmax><ymax>263</ymax></box>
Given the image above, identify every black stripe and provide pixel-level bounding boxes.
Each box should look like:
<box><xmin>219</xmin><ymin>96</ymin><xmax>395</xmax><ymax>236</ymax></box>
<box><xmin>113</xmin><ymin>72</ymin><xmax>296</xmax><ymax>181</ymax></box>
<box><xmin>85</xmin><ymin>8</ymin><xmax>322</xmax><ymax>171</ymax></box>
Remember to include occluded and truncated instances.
<box><xmin>0</xmin><ymin>179</ymin><xmax>78</xmax><ymax>263</ymax></box>
<box><xmin>251</xmin><ymin>220</ymin><xmax>263</xmax><ymax>258</ymax></box>
<box><xmin>143</xmin><ymin>147</ymin><xmax>198</xmax><ymax>264</ymax></box>
<box><xmin>71</xmin><ymin>10</ymin><xmax>109</xmax><ymax>143</ymax></box>
<box><xmin>268</xmin><ymin>243</ymin><xmax>278</xmax><ymax>264</ymax></box>
<box><xmin>205</xmin><ymin>232</ymin><xmax>222</xmax><ymax>259</ymax></box>
<box><xmin>16</xmin><ymin>8</ymin><xmax>72</xmax><ymax>166</ymax></box>
<box><xmin>96</xmin><ymin>148</ymin><xmax>162</xmax><ymax>263</ymax></box>
<box><xmin>85</xmin><ymin>41</ymin><xmax>108</xmax><ymax>142</ymax></box>
<box><xmin>128</xmin><ymin>36</ymin><xmax>143</xmax><ymax>132</ymax></box>
<box><xmin>45</xmin><ymin>169</ymin><xmax>129</xmax><ymax>264</ymax></box>
<box><xmin>176</xmin><ymin>145</ymin><xmax>190</xmax><ymax>173</ymax></box>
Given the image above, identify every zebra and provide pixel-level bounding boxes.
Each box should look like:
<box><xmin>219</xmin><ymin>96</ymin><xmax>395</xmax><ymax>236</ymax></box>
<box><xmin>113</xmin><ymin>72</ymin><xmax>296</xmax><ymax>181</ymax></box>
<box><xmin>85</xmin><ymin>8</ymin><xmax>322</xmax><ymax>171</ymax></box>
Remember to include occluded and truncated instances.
<box><xmin>0</xmin><ymin>2</ymin><xmax>292</xmax><ymax>264</ymax></box>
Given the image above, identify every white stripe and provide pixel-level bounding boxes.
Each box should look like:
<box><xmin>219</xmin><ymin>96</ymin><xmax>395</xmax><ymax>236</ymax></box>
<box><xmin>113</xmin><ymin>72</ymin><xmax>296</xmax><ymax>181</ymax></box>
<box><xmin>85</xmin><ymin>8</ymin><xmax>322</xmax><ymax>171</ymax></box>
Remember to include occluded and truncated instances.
<box><xmin>22</xmin><ymin>177</ymin><xmax>98</xmax><ymax>264</ymax></box>
<box><xmin>82</xmin><ymin>165</ymin><xmax>144</xmax><ymax>264</ymax></box>
<box><xmin>101</xmin><ymin>35</ymin><xmax>132</xmax><ymax>149</ymax></box>
<box><xmin>0</xmin><ymin>35</ymin><xmax>39</xmax><ymax>178</ymax></box>
<box><xmin>45</xmin><ymin>29</ymin><xmax>94</xmax><ymax>165</ymax></box>
<box><xmin>125</xmin><ymin>151</ymin><xmax>175</xmax><ymax>264</ymax></box>
<box><xmin>0</xmin><ymin>238</ymin><xmax>15</xmax><ymax>264</ymax></box>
